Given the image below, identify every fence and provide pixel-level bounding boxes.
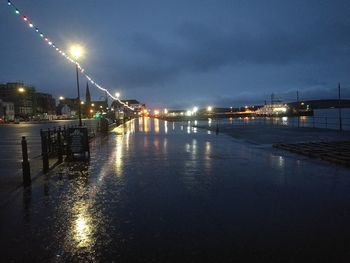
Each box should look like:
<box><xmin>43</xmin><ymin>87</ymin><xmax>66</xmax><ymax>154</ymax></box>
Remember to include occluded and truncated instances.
<box><xmin>209</xmin><ymin>116</ymin><xmax>350</xmax><ymax>131</ymax></box>
<box><xmin>39</xmin><ymin>124</ymin><xmax>97</xmax><ymax>172</ymax></box>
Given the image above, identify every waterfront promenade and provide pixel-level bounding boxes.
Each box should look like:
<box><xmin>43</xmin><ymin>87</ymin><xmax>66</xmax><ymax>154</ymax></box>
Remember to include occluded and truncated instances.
<box><xmin>1</xmin><ymin>118</ymin><xmax>350</xmax><ymax>262</ymax></box>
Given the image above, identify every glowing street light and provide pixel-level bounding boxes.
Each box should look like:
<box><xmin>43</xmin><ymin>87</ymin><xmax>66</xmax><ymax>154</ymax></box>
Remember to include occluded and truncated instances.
<box><xmin>59</xmin><ymin>96</ymin><xmax>65</xmax><ymax>100</ymax></box>
<box><xmin>207</xmin><ymin>106</ymin><xmax>212</xmax><ymax>112</ymax></box>
<box><xmin>18</xmin><ymin>87</ymin><xmax>25</xmax><ymax>93</ymax></box>
<box><xmin>164</xmin><ymin>108</ymin><xmax>168</xmax><ymax>114</ymax></box>
<box><xmin>70</xmin><ymin>44</ymin><xmax>84</xmax><ymax>126</ymax></box>
<box><xmin>115</xmin><ymin>92</ymin><xmax>120</xmax><ymax>99</ymax></box>
<box><xmin>70</xmin><ymin>45</ymin><xmax>84</xmax><ymax>60</ymax></box>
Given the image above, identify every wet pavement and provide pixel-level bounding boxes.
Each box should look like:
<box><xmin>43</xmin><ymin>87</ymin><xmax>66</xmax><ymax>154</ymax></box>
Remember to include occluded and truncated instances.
<box><xmin>1</xmin><ymin>117</ymin><xmax>350</xmax><ymax>262</ymax></box>
<box><xmin>0</xmin><ymin>119</ymin><xmax>98</xmax><ymax>202</ymax></box>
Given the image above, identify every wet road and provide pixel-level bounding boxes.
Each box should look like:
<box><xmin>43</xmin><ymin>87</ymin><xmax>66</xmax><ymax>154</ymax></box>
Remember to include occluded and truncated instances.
<box><xmin>0</xmin><ymin>120</ymin><xmax>97</xmax><ymax>198</ymax></box>
<box><xmin>1</xmin><ymin>117</ymin><xmax>350</xmax><ymax>262</ymax></box>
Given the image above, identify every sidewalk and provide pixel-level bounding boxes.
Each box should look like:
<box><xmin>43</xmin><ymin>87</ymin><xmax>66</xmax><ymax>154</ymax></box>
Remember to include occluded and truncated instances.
<box><xmin>1</xmin><ymin>119</ymin><xmax>350</xmax><ymax>262</ymax></box>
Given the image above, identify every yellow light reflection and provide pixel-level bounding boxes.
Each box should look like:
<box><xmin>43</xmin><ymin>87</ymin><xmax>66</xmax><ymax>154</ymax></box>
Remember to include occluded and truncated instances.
<box><xmin>154</xmin><ymin>118</ymin><xmax>160</xmax><ymax>133</ymax></box>
<box><xmin>71</xmin><ymin>201</ymin><xmax>93</xmax><ymax>249</ymax></box>
<box><xmin>139</xmin><ymin>117</ymin><xmax>144</xmax><ymax>132</ymax></box>
<box><xmin>75</xmin><ymin>214</ymin><xmax>91</xmax><ymax>247</ymax></box>
<box><xmin>144</xmin><ymin>117</ymin><xmax>150</xmax><ymax>132</ymax></box>
<box><xmin>115</xmin><ymin>135</ymin><xmax>123</xmax><ymax>176</ymax></box>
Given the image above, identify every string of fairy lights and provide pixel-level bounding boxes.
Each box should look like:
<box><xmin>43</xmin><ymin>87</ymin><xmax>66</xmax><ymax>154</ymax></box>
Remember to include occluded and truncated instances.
<box><xmin>6</xmin><ymin>0</ymin><xmax>134</xmax><ymax>110</ymax></box>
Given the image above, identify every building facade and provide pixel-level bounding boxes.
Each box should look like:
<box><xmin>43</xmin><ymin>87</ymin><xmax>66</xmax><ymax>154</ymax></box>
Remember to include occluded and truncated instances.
<box><xmin>0</xmin><ymin>82</ymin><xmax>36</xmax><ymax>118</ymax></box>
<box><xmin>0</xmin><ymin>99</ymin><xmax>15</xmax><ymax>122</ymax></box>
<box><xmin>36</xmin><ymin>92</ymin><xmax>56</xmax><ymax>115</ymax></box>
<box><xmin>57</xmin><ymin>97</ymin><xmax>79</xmax><ymax>117</ymax></box>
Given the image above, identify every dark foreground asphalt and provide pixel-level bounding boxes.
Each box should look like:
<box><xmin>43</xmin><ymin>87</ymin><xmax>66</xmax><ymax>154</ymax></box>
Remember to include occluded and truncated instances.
<box><xmin>1</xmin><ymin>118</ymin><xmax>350</xmax><ymax>262</ymax></box>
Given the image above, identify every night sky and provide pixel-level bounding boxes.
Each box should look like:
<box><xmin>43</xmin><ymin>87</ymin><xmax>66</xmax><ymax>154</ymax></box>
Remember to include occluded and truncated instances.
<box><xmin>1</xmin><ymin>0</ymin><xmax>350</xmax><ymax>108</ymax></box>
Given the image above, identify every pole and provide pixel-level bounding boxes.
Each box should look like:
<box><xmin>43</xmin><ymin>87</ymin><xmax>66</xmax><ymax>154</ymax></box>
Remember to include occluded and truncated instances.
<box><xmin>21</xmin><ymin>136</ymin><xmax>31</xmax><ymax>186</ymax></box>
<box><xmin>76</xmin><ymin>63</ymin><xmax>82</xmax><ymax>127</ymax></box>
<box><xmin>57</xmin><ymin>127</ymin><xmax>63</xmax><ymax>163</ymax></box>
<box><xmin>41</xmin><ymin>130</ymin><xmax>49</xmax><ymax>173</ymax></box>
<box><xmin>297</xmin><ymin>90</ymin><xmax>300</xmax><ymax>128</ymax></box>
<box><xmin>338</xmin><ymin>83</ymin><xmax>342</xmax><ymax>131</ymax></box>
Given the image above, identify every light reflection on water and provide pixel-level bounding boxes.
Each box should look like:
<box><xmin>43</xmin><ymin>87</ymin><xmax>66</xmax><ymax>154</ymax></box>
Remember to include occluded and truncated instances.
<box><xmin>5</xmin><ymin>117</ymin><xmax>350</xmax><ymax>262</ymax></box>
<box><xmin>115</xmin><ymin>135</ymin><xmax>124</xmax><ymax>176</ymax></box>
<box><xmin>205</xmin><ymin>141</ymin><xmax>211</xmax><ymax>160</ymax></box>
<box><xmin>73</xmin><ymin>203</ymin><xmax>93</xmax><ymax>249</ymax></box>
<box><xmin>144</xmin><ymin>117</ymin><xmax>150</xmax><ymax>133</ymax></box>
<box><xmin>154</xmin><ymin>118</ymin><xmax>160</xmax><ymax>133</ymax></box>
<box><xmin>164</xmin><ymin>121</ymin><xmax>168</xmax><ymax>134</ymax></box>
<box><xmin>270</xmin><ymin>155</ymin><xmax>286</xmax><ymax>169</ymax></box>
<box><xmin>138</xmin><ymin>116</ymin><xmax>144</xmax><ymax>132</ymax></box>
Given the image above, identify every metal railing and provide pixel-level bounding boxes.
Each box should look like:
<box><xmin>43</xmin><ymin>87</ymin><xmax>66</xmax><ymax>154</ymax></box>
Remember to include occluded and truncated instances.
<box><xmin>205</xmin><ymin>116</ymin><xmax>350</xmax><ymax>131</ymax></box>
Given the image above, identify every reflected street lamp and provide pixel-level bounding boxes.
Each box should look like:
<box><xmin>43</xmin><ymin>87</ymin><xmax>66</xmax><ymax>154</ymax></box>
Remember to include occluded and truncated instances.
<box><xmin>70</xmin><ymin>45</ymin><xmax>84</xmax><ymax>126</ymax></box>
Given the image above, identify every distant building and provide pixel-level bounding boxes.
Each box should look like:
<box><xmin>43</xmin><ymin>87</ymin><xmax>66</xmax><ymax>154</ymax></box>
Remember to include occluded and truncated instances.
<box><xmin>60</xmin><ymin>104</ymin><xmax>72</xmax><ymax>117</ymax></box>
<box><xmin>0</xmin><ymin>99</ymin><xmax>15</xmax><ymax>122</ymax></box>
<box><xmin>57</xmin><ymin>97</ymin><xmax>79</xmax><ymax>117</ymax></box>
<box><xmin>36</xmin><ymin>92</ymin><xmax>56</xmax><ymax>116</ymax></box>
<box><xmin>111</xmin><ymin>99</ymin><xmax>145</xmax><ymax>112</ymax></box>
<box><xmin>165</xmin><ymin>110</ymin><xmax>185</xmax><ymax>117</ymax></box>
<box><xmin>0</xmin><ymin>82</ymin><xmax>36</xmax><ymax>118</ymax></box>
<box><xmin>90</xmin><ymin>100</ymin><xmax>108</xmax><ymax>113</ymax></box>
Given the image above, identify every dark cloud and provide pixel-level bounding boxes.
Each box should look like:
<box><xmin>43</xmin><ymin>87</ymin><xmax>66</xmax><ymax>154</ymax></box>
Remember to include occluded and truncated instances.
<box><xmin>2</xmin><ymin>0</ymin><xmax>350</xmax><ymax>107</ymax></box>
<box><xmin>101</xmin><ymin>16</ymin><xmax>350</xmax><ymax>95</ymax></box>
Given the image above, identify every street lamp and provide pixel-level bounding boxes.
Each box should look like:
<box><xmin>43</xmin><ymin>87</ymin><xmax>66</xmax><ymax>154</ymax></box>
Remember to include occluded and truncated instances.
<box><xmin>115</xmin><ymin>92</ymin><xmax>120</xmax><ymax>99</ymax></box>
<box><xmin>59</xmin><ymin>96</ymin><xmax>65</xmax><ymax>100</ymax></box>
<box><xmin>70</xmin><ymin>45</ymin><xmax>84</xmax><ymax>126</ymax></box>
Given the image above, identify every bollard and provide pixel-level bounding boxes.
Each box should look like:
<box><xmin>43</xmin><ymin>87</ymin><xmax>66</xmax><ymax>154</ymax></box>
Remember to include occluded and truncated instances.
<box><xmin>48</xmin><ymin>128</ymin><xmax>51</xmax><ymax>153</ymax></box>
<box><xmin>41</xmin><ymin>130</ymin><xmax>49</xmax><ymax>173</ymax></box>
<box><xmin>63</xmin><ymin>125</ymin><xmax>67</xmax><ymax>144</ymax></box>
<box><xmin>57</xmin><ymin>127</ymin><xmax>63</xmax><ymax>163</ymax></box>
<box><xmin>21</xmin><ymin>136</ymin><xmax>31</xmax><ymax>186</ymax></box>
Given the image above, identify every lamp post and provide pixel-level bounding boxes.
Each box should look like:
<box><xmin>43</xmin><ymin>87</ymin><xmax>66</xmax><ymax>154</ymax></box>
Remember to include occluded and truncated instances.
<box><xmin>70</xmin><ymin>45</ymin><xmax>84</xmax><ymax>126</ymax></box>
<box><xmin>18</xmin><ymin>87</ymin><xmax>25</xmax><ymax>119</ymax></box>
